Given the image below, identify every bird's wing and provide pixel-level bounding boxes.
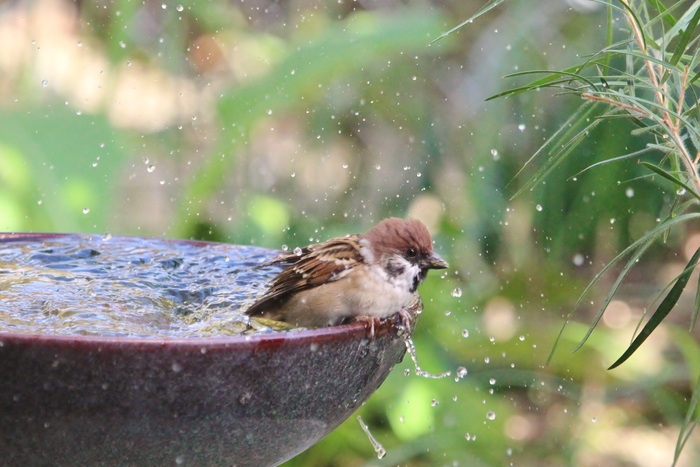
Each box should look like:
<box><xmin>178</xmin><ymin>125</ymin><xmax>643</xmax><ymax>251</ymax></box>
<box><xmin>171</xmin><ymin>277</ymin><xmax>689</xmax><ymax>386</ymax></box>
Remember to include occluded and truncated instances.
<box><xmin>245</xmin><ymin>235</ymin><xmax>362</xmax><ymax>316</ymax></box>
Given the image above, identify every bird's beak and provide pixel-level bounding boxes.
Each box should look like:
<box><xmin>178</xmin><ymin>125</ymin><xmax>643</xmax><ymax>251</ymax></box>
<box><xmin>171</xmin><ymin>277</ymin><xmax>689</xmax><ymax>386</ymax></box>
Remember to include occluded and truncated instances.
<box><xmin>422</xmin><ymin>251</ymin><xmax>449</xmax><ymax>270</ymax></box>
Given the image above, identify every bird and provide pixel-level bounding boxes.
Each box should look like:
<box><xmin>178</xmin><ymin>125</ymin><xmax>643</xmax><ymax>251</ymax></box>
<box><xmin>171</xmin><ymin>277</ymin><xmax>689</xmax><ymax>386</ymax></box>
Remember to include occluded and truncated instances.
<box><xmin>245</xmin><ymin>217</ymin><xmax>448</xmax><ymax>330</ymax></box>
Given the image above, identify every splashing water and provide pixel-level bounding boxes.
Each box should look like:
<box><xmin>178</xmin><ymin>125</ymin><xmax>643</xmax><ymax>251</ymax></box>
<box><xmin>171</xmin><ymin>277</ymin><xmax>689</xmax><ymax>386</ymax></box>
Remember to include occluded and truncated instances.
<box><xmin>357</xmin><ymin>415</ymin><xmax>386</xmax><ymax>459</ymax></box>
<box><xmin>403</xmin><ymin>335</ymin><xmax>451</xmax><ymax>379</ymax></box>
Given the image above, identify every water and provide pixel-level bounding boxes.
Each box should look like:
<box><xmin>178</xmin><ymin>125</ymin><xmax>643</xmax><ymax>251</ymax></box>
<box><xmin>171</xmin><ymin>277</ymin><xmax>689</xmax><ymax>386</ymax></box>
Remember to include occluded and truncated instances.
<box><xmin>0</xmin><ymin>235</ymin><xmax>281</xmax><ymax>337</ymax></box>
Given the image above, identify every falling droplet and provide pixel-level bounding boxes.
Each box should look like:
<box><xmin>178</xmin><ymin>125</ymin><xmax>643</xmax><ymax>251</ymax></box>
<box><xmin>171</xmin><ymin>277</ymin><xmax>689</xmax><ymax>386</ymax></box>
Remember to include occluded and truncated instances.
<box><xmin>451</xmin><ymin>288</ymin><xmax>462</xmax><ymax>298</ymax></box>
<box><xmin>357</xmin><ymin>416</ymin><xmax>386</xmax><ymax>459</ymax></box>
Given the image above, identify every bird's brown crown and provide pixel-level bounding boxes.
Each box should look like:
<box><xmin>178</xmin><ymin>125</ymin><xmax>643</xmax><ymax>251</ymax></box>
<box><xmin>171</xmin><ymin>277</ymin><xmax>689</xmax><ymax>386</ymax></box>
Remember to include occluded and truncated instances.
<box><xmin>363</xmin><ymin>218</ymin><xmax>434</xmax><ymax>258</ymax></box>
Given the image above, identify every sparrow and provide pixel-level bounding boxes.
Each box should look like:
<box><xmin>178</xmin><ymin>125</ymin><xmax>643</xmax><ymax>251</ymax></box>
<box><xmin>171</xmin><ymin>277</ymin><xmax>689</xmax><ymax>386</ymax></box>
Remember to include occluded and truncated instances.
<box><xmin>245</xmin><ymin>217</ymin><xmax>448</xmax><ymax>330</ymax></box>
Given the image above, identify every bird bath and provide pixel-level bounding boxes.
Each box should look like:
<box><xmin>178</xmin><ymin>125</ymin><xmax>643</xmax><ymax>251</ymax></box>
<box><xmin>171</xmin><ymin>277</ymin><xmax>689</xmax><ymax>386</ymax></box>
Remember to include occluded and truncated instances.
<box><xmin>0</xmin><ymin>233</ymin><xmax>410</xmax><ymax>466</ymax></box>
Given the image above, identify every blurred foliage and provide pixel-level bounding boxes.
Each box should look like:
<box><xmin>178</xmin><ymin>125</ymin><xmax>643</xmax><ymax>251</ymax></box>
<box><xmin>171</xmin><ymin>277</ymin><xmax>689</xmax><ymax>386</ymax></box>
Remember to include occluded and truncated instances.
<box><xmin>1</xmin><ymin>0</ymin><xmax>700</xmax><ymax>465</ymax></box>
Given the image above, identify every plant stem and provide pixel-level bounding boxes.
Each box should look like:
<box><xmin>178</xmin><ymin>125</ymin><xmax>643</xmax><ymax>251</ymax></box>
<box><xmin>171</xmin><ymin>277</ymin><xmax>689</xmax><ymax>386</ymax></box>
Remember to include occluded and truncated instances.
<box><xmin>619</xmin><ymin>0</ymin><xmax>700</xmax><ymax>194</ymax></box>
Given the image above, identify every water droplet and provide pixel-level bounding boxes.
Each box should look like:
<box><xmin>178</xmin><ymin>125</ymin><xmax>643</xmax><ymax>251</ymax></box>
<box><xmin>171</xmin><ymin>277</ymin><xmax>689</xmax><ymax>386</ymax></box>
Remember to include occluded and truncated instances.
<box><xmin>175</xmin><ymin>455</ymin><xmax>185</xmax><ymax>465</ymax></box>
<box><xmin>375</xmin><ymin>164</ymin><xmax>381</xmax><ymax>170</ymax></box>
<box><xmin>677</xmin><ymin>188</ymin><xmax>687</xmax><ymax>196</ymax></box>
<box><xmin>37</xmin><ymin>200</ymin><xmax>42</xmax><ymax>205</ymax></box>
<box><xmin>572</xmin><ymin>253</ymin><xmax>584</xmax><ymax>266</ymax></box>
<box><xmin>119</xmin><ymin>41</ymin><xmax>126</xmax><ymax>49</ymax></box>
<box><xmin>519</xmin><ymin>335</ymin><xmax>525</xmax><ymax>341</ymax></box>
<box><xmin>171</xmin><ymin>362</ymin><xmax>182</xmax><ymax>372</ymax></box>
<box><xmin>293</xmin><ymin>247</ymin><xmax>302</xmax><ymax>256</ymax></box>
<box><xmin>147</xmin><ymin>165</ymin><xmax>156</xmax><ymax>173</ymax></box>
<box><xmin>77</xmin><ymin>41</ymin><xmax>82</xmax><ymax>47</ymax></box>
<box><xmin>465</xmin><ymin>433</ymin><xmax>472</xmax><ymax>441</ymax></box>
<box><xmin>176</xmin><ymin>4</ymin><xmax>184</xmax><ymax>11</ymax></box>
<box><xmin>82</xmin><ymin>207</ymin><xmax>90</xmax><ymax>214</ymax></box>
<box><xmin>486</xmin><ymin>411</ymin><xmax>496</xmax><ymax>420</ymax></box>
<box><xmin>591</xmin><ymin>417</ymin><xmax>597</xmax><ymax>423</ymax></box>
<box><xmin>456</xmin><ymin>366</ymin><xmax>468</xmax><ymax>378</ymax></box>
<box><xmin>518</xmin><ymin>123</ymin><xmax>526</xmax><ymax>132</ymax></box>
<box><xmin>290</xmin><ymin>172</ymin><xmax>296</xmax><ymax>178</ymax></box>
<box><xmin>41</xmin><ymin>80</ymin><xmax>48</xmax><ymax>87</ymax></box>
<box><xmin>461</xmin><ymin>329</ymin><xmax>469</xmax><ymax>338</ymax></box>
<box><xmin>102</xmin><ymin>232</ymin><xmax>112</xmax><ymax>241</ymax></box>
<box><xmin>625</xmin><ymin>187</ymin><xmax>634</xmax><ymax>198</ymax></box>
<box><xmin>610</xmin><ymin>218</ymin><xmax>616</xmax><ymax>224</ymax></box>
<box><xmin>357</xmin><ymin>416</ymin><xmax>386</xmax><ymax>459</ymax></box>
<box><xmin>412</xmin><ymin>76</ymin><xmax>417</xmax><ymax>81</ymax></box>
<box><xmin>490</xmin><ymin>148</ymin><xmax>500</xmax><ymax>160</ymax></box>
<box><xmin>431</xmin><ymin>399</ymin><xmax>439</xmax><ymax>407</ymax></box>
<box><xmin>281</xmin><ymin>244</ymin><xmax>289</xmax><ymax>252</ymax></box>
<box><xmin>535</xmin><ymin>204</ymin><xmax>543</xmax><ymax>212</ymax></box>
<box><xmin>451</xmin><ymin>288</ymin><xmax>462</xmax><ymax>298</ymax></box>
<box><xmin>489</xmin><ymin>378</ymin><xmax>496</xmax><ymax>385</ymax></box>
<box><xmin>161</xmin><ymin>3</ymin><xmax>167</xmax><ymax>9</ymax></box>
<box><xmin>266</xmin><ymin>109</ymin><xmax>273</xmax><ymax>115</ymax></box>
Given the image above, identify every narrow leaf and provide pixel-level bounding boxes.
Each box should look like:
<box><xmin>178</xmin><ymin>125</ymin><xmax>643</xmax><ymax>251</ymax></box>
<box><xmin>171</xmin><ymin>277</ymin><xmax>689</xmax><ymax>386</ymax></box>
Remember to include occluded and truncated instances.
<box><xmin>641</xmin><ymin>162</ymin><xmax>700</xmax><ymax>201</ymax></box>
<box><xmin>430</xmin><ymin>0</ymin><xmax>505</xmax><ymax>44</ymax></box>
<box><xmin>547</xmin><ymin>212</ymin><xmax>700</xmax><ymax>365</ymax></box>
<box><xmin>675</xmin><ymin>372</ymin><xmax>700</xmax><ymax>465</ymax></box>
<box><xmin>608</xmin><ymin>246</ymin><xmax>700</xmax><ymax>369</ymax></box>
<box><xmin>669</xmin><ymin>4</ymin><xmax>700</xmax><ymax>67</ymax></box>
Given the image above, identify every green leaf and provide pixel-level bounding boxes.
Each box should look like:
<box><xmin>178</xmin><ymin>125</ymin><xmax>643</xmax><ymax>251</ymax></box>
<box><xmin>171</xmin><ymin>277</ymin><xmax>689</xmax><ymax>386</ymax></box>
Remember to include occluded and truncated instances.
<box><xmin>486</xmin><ymin>68</ymin><xmax>601</xmax><ymax>101</ymax></box>
<box><xmin>669</xmin><ymin>3</ymin><xmax>700</xmax><ymax>67</ymax></box>
<box><xmin>430</xmin><ymin>0</ymin><xmax>505</xmax><ymax>44</ymax></box>
<box><xmin>675</xmin><ymin>365</ymin><xmax>700</xmax><ymax>466</ymax></box>
<box><xmin>547</xmin><ymin>213</ymin><xmax>700</xmax><ymax>365</ymax></box>
<box><xmin>608</xmin><ymin>246</ymin><xmax>700</xmax><ymax>369</ymax></box>
<box><xmin>508</xmin><ymin>102</ymin><xmax>602</xmax><ymax>198</ymax></box>
<box><xmin>571</xmin><ymin>146</ymin><xmax>655</xmax><ymax>178</ymax></box>
<box><xmin>641</xmin><ymin>161</ymin><xmax>700</xmax><ymax>201</ymax></box>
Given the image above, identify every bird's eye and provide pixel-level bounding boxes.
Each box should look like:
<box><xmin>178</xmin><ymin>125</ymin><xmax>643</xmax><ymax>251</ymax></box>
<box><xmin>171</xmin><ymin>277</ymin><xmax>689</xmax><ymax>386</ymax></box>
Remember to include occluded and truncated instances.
<box><xmin>406</xmin><ymin>247</ymin><xmax>418</xmax><ymax>258</ymax></box>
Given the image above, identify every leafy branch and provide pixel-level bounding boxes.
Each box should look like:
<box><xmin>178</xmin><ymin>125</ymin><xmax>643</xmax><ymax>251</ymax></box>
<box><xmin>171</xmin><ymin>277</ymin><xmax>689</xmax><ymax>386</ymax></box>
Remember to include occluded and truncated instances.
<box><xmin>438</xmin><ymin>1</ymin><xmax>700</xmax><ymax>464</ymax></box>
